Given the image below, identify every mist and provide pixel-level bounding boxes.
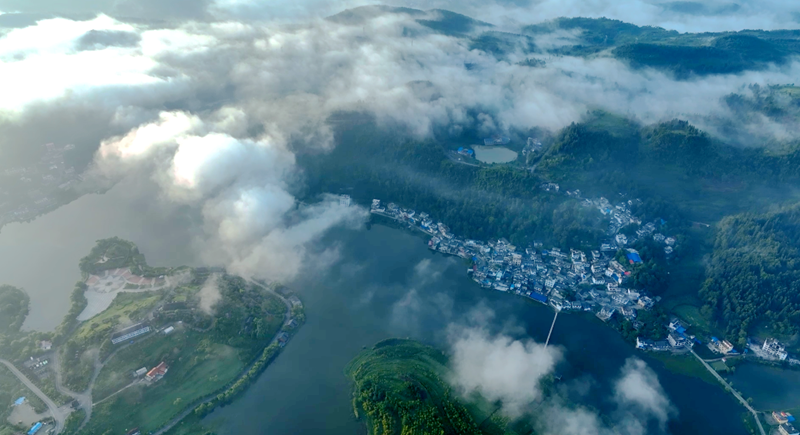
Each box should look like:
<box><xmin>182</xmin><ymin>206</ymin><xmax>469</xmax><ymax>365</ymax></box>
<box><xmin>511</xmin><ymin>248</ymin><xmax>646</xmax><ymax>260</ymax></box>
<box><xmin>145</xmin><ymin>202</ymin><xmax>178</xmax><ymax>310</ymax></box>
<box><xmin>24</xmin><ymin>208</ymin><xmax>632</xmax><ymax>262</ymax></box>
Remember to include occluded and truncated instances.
<box><xmin>2</xmin><ymin>2</ymin><xmax>799</xmax><ymax>280</ymax></box>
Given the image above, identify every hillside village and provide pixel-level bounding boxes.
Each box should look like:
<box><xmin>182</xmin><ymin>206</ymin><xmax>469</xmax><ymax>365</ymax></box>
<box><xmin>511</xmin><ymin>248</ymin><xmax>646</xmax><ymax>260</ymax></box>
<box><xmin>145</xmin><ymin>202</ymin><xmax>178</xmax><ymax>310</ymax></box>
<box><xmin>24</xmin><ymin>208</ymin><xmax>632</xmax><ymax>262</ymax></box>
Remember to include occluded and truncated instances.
<box><xmin>368</xmin><ymin>192</ymin><xmax>681</xmax><ymax>342</ymax></box>
<box><xmin>368</xmin><ymin>191</ymin><xmax>798</xmax><ymax>365</ymax></box>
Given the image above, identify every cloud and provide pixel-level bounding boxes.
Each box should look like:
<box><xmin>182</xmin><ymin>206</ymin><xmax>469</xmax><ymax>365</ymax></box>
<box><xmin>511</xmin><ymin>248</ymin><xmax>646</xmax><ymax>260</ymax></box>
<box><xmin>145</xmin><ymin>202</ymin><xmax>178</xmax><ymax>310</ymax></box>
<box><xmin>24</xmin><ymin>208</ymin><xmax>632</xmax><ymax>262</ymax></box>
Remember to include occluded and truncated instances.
<box><xmin>93</xmin><ymin>109</ymin><xmax>368</xmax><ymax>282</ymax></box>
<box><xmin>448</xmin><ymin>326</ymin><xmax>562</xmax><ymax>417</ymax></box>
<box><xmin>2</xmin><ymin>4</ymin><xmax>800</xmax><ymax>278</ymax></box>
<box><xmin>613</xmin><ymin>358</ymin><xmax>676</xmax><ymax>433</ymax></box>
<box><xmin>537</xmin><ymin>357</ymin><xmax>676</xmax><ymax>435</ymax></box>
<box><xmin>197</xmin><ymin>273</ymin><xmax>222</xmax><ymax>314</ymax></box>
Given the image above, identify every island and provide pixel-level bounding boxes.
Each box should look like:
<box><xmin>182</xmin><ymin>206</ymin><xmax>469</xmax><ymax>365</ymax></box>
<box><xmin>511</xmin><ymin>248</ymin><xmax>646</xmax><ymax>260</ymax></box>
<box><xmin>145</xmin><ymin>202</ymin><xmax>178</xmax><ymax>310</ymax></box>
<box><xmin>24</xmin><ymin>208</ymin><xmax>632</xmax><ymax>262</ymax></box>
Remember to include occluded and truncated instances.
<box><xmin>0</xmin><ymin>238</ymin><xmax>304</xmax><ymax>435</ymax></box>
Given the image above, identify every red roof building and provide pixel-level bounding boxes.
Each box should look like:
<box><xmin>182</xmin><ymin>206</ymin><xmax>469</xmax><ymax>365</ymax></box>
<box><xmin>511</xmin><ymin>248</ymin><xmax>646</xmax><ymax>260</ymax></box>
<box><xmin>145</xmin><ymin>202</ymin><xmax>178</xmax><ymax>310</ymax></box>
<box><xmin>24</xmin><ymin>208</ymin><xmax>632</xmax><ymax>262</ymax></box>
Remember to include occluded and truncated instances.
<box><xmin>145</xmin><ymin>362</ymin><xmax>168</xmax><ymax>382</ymax></box>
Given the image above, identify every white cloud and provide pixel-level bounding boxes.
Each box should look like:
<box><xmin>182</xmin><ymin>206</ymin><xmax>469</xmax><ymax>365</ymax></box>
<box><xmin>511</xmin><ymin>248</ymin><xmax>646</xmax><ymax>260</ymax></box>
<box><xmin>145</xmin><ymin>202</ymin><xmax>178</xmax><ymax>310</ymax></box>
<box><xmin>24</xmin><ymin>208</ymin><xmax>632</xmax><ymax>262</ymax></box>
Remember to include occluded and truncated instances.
<box><xmin>448</xmin><ymin>326</ymin><xmax>561</xmax><ymax>417</ymax></box>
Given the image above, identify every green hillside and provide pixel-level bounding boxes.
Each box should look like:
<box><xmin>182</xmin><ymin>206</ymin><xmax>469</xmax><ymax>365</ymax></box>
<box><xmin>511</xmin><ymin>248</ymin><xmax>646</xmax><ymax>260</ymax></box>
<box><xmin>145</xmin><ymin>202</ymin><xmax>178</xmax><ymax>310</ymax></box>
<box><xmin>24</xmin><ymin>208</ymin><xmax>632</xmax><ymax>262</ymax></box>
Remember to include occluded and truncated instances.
<box><xmin>346</xmin><ymin>339</ymin><xmax>515</xmax><ymax>435</ymax></box>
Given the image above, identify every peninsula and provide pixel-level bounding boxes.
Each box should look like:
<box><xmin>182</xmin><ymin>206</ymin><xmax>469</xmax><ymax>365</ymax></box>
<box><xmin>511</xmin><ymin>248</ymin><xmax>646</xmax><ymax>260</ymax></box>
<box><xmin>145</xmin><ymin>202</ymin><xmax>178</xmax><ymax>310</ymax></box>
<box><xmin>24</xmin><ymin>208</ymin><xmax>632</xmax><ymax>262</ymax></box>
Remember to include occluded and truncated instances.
<box><xmin>0</xmin><ymin>238</ymin><xmax>304</xmax><ymax>435</ymax></box>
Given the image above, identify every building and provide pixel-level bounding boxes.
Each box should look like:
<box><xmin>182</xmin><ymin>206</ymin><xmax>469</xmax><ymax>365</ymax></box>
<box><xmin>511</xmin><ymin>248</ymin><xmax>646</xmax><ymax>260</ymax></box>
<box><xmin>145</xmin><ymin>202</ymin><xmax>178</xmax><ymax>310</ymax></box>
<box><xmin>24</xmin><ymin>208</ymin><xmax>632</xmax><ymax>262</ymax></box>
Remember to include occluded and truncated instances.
<box><xmin>773</xmin><ymin>412</ymin><xmax>795</xmax><ymax>425</ymax></box>
<box><xmin>39</xmin><ymin>340</ymin><xmax>52</xmax><ymax>351</ymax></box>
<box><xmin>133</xmin><ymin>367</ymin><xmax>148</xmax><ymax>377</ymax></box>
<box><xmin>28</xmin><ymin>422</ymin><xmax>42</xmax><ymax>435</ymax></box>
<box><xmin>719</xmin><ymin>340</ymin><xmax>735</xmax><ymax>354</ymax></box>
<box><xmin>780</xmin><ymin>423</ymin><xmax>799</xmax><ymax>435</ymax></box>
<box><xmin>162</xmin><ymin>326</ymin><xmax>174</xmax><ymax>335</ymax></box>
<box><xmin>668</xmin><ymin>332</ymin><xmax>689</xmax><ymax>348</ymax></box>
<box><xmin>636</xmin><ymin>337</ymin><xmax>654</xmax><ymax>350</ymax></box>
<box><xmin>763</xmin><ymin>338</ymin><xmax>789</xmax><ymax>361</ymax></box>
<box><xmin>111</xmin><ymin>323</ymin><xmax>151</xmax><ymax>345</ymax></box>
<box><xmin>145</xmin><ymin>362</ymin><xmax>168</xmax><ymax>382</ymax></box>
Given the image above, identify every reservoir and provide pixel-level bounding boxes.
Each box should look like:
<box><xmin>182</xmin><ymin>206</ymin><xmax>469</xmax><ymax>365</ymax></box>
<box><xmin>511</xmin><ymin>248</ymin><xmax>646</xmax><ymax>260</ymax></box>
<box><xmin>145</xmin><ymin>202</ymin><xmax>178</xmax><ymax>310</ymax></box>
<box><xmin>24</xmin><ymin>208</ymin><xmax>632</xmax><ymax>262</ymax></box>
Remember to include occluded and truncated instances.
<box><xmin>473</xmin><ymin>145</ymin><xmax>518</xmax><ymax>164</ymax></box>
<box><xmin>0</xmin><ymin>182</ymin><xmax>761</xmax><ymax>434</ymax></box>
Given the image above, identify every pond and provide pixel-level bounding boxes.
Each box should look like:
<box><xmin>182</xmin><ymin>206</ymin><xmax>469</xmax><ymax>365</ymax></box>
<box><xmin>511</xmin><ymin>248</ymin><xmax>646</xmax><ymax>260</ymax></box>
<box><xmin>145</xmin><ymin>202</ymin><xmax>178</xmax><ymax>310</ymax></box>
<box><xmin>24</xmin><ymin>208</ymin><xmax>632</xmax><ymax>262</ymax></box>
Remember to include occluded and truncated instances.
<box><xmin>473</xmin><ymin>145</ymin><xmax>518</xmax><ymax>164</ymax></box>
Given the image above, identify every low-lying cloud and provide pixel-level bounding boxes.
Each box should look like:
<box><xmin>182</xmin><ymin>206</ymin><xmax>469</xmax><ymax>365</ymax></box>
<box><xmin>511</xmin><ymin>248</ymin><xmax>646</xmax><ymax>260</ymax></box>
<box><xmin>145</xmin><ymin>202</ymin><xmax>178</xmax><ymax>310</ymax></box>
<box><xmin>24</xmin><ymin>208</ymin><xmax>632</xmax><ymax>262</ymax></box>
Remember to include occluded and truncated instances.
<box><xmin>448</xmin><ymin>326</ymin><xmax>562</xmax><ymax>417</ymax></box>
<box><xmin>2</xmin><ymin>3</ymin><xmax>800</xmax><ymax>279</ymax></box>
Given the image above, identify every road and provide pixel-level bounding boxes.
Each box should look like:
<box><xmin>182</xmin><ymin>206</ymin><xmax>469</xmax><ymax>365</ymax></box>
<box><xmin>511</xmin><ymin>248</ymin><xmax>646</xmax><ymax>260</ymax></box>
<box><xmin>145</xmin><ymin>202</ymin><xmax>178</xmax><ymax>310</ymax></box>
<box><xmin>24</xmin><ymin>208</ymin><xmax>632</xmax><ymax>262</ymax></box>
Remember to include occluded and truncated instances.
<box><xmin>687</xmin><ymin>347</ymin><xmax>766</xmax><ymax>435</ymax></box>
<box><xmin>52</xmin><ymin>351</ymin><xmax>93</xmax><ymax>428</ymax></box>
<box><xmin>0</xmin><ymin>359</ymin><xmax>67</xmax><ymax>434</ymax></box>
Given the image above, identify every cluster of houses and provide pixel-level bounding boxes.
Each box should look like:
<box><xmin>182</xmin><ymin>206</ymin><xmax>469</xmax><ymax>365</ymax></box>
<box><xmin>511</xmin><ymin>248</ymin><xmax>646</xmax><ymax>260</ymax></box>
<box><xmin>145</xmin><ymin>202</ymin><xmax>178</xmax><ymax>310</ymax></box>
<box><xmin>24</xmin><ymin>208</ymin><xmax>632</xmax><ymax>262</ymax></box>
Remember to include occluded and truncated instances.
<box><xmin>773</xmin><ymin>412</ymin><xmax>799</xmax><ymax>435</ymax></box>
<box><xmin>370</xmin><ymin>196</ymin><xmax>678</xmax><ymax>342</ymax></box>
<box><xmin>582</xmin><ymin>196</ymin><xmax>677</xmax><ymax>257</ymax></box>
<box><xmin>636</xmin><ymin>318</ymin><xmax>695</xmax><ymax>352</ymax></box>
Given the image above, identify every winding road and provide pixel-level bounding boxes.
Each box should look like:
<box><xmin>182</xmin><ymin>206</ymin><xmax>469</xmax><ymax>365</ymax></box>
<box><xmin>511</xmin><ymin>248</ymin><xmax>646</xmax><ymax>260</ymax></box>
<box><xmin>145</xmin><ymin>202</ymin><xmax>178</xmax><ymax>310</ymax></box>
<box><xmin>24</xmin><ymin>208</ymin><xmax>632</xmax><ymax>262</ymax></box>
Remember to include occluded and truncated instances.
<box><xmin>0</xmin><ymin>359</ymin><xmax>66</xmax><ymax>434</ymax></box>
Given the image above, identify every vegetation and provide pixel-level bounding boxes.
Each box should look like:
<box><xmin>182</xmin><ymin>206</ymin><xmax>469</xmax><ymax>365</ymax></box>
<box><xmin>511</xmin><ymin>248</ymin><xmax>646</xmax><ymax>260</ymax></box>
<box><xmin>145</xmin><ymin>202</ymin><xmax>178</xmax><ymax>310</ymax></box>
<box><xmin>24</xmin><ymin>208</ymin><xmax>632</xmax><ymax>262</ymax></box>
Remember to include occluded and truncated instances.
<box><xmin>79</xmin><ymin>237</ymin><xmax>176</xmax><ymax>277</ymax></box>
<box><xmin>700</xmin><ymin>204</ymin><xmax>800</xmax><ymax>347</ymax></box>
<box><xmin>0</xmin><ymin>285</ymin><xmax>28</xmax><ymax>334</ymax></box>
<box><xmin>522</xmin><ymin>17</ymin><xmax>800</xmax><ymax>78</ymax></box>
<box><xmin>62</xmin><ymin>408</ymin><xmax>86</xmax><ymax>435</ymax></box>
<box><xmin>345</xmin><ymin>339</ymin><xmax>510</xmax><ymax>435</ymax></box>
<box><xmin>302</xmin><ymin>118</ymin><xmax>607</xmax><ymax>250</ymax></box>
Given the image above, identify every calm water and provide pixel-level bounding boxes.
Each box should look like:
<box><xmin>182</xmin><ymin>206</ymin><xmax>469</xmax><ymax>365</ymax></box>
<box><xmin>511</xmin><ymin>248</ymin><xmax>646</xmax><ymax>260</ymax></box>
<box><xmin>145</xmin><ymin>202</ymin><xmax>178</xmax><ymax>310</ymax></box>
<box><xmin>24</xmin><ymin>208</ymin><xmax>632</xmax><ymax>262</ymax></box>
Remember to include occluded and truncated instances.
<box><xmin>473</xmin><ymin>145</ymin><xmax>518</xmax><ymax>163</ymax></box>
<box><xmin>726</xmin><ymin>363</ymin><xmax>800</xmax><ymax>410</ymax></box>
<box><xmin>207</xmin><ymin>225</ymin><xmax>751</xmax><ymax>435</ymax></box>
<box><xmin>0</xmin><ymin>177</ymin><xmax>201</xmax><ymax>331</ymax></box>
<box><xmin>0</xmin><ymin>183</ymin><xmax>760</xmax><ymax>434</ymax></box>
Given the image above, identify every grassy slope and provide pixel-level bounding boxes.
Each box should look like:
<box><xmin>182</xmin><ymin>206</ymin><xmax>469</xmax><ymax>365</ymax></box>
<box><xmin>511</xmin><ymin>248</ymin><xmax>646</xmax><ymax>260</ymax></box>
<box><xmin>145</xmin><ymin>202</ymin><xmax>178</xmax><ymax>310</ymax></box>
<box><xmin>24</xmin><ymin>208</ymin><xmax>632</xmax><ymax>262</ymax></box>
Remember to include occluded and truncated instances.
<box><xmin>82</xmin><ymin>329</ymin><xmax>244</xmax><ymax>434</ymax></box>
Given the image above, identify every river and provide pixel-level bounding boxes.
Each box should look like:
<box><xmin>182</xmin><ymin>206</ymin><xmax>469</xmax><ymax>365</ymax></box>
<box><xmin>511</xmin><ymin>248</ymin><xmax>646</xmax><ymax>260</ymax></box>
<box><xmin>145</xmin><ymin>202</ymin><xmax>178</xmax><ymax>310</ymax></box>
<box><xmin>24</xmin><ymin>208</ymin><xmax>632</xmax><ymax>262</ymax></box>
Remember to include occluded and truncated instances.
<box><xmin>0</xmin><ymin>184</ymin><xmax>766</xmax><ymax>434</ymax></box>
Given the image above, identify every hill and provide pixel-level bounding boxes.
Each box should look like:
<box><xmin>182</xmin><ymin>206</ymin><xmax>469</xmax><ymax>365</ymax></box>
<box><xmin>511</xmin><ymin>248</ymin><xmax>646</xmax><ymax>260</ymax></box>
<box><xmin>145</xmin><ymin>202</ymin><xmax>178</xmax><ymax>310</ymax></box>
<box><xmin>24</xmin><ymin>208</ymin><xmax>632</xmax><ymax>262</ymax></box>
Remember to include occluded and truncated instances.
<box><xmin>700</xmin><ymin>204</ymin><xmax>800</xmax><ymax>348</ymax></box>
<box><xmin>346</xmin><ymin>339</ymin><xmax>511</xmax><ymax>435</ymax></box>
<box><xmin>522</xmin><ymin>17</ymin><xmax>800</xmax><ymax>78</ymax></box>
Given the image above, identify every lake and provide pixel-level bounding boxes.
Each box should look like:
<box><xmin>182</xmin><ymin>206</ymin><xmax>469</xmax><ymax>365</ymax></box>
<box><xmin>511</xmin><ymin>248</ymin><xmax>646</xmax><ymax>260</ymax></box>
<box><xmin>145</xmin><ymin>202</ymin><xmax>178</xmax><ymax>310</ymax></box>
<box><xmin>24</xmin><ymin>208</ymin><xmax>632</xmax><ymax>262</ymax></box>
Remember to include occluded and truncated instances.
<box><xmin>0</xmin><ymin>183</ymin><xmax>771</xmax><ymax>434</ymax></box>
<box><xmin>473</xmin><ymin>145</ymin><xmax>518</xmax><ymax>164</ymax></box>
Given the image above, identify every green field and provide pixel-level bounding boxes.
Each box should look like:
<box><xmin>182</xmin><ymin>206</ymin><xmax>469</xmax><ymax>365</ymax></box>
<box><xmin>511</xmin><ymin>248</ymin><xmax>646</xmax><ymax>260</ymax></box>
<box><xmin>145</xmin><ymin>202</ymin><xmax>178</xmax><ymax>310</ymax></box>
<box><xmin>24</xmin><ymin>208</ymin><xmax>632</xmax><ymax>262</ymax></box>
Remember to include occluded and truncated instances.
<box><xmin>646</xmin><ymin>352</ymin><xmax>718</xmax><ymax>386</ymax></box>
<box><xmin>83</xmin><ymin>328</ymin><xmax>244</xmax><ymax>434</ymax></box>
<box><xmin>346</xmin><ymin>339</ymin><xmax>522</xmax><ymax>435</ymax></box>
<box><xmin>60</xmin><ymin>291</ymin><xmax>162</xmax><ymax>392</ymax></box>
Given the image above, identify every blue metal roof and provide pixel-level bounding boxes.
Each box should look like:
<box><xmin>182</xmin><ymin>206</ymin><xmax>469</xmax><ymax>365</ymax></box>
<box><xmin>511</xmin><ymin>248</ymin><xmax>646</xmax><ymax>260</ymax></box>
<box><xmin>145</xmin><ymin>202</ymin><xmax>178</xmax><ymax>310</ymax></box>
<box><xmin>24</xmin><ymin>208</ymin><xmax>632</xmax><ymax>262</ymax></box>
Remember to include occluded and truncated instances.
<box><xmin>529</xmin><ymin>292</ymin><xmax>547</xmax><ymax>303</ymax></box>
<box><xmin>626</xmin><ymin>252</ymin><xmax>643</xmax><ymax>263</ymax></box>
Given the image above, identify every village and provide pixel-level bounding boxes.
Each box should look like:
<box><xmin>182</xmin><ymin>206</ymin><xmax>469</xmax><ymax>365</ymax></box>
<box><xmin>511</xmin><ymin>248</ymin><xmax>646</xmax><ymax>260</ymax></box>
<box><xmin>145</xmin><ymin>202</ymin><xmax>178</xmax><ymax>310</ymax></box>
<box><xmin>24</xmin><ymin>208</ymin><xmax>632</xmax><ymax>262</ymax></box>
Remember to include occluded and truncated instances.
<box><xmin>369</xmin><ymin>194</ymin><xmax>679</xmax><ymax>341</ymax></box>
<box><xmin>367</xmin><ymin>193</ymin><xmax>795</xmax><ymax>364</ymax></box>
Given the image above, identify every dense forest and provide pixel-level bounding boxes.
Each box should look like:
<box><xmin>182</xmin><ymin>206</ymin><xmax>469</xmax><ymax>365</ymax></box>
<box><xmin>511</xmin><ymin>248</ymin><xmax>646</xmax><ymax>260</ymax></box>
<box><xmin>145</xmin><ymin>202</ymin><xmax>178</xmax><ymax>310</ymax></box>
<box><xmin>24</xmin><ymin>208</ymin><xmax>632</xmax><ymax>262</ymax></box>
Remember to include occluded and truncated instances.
<box><xmin>346</xmin><ymin>339</ymin><xmax>505</xmax><ymax>435</ymax></box>
<box><xmin>301</xmin><ymin>119</ymin><xmax>607</xmax><ymax>250</ymax></box>
<box><xmin>700</xmin><ymin>204</ymin><xmax>800</xmax><ymax>347</ymax></box>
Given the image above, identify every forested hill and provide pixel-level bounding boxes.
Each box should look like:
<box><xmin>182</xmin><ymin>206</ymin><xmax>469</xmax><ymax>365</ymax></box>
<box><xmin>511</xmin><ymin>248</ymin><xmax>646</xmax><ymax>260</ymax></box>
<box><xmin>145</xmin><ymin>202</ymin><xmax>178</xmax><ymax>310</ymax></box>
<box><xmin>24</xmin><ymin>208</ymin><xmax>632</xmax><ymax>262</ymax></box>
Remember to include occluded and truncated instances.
<box><xmin>700</xmin><ymin>205</ymin><xmax>800</xmax><ymax>347</ymax></box>
<box><xmin>346</xmin><ymin>339</ymin><xmax>523</xmax><ymax>435</ymax></box>
<box><xmin>522</xmin><ymin>17</ymin><xmax>800</xmax><ymax>78</ymax></box>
